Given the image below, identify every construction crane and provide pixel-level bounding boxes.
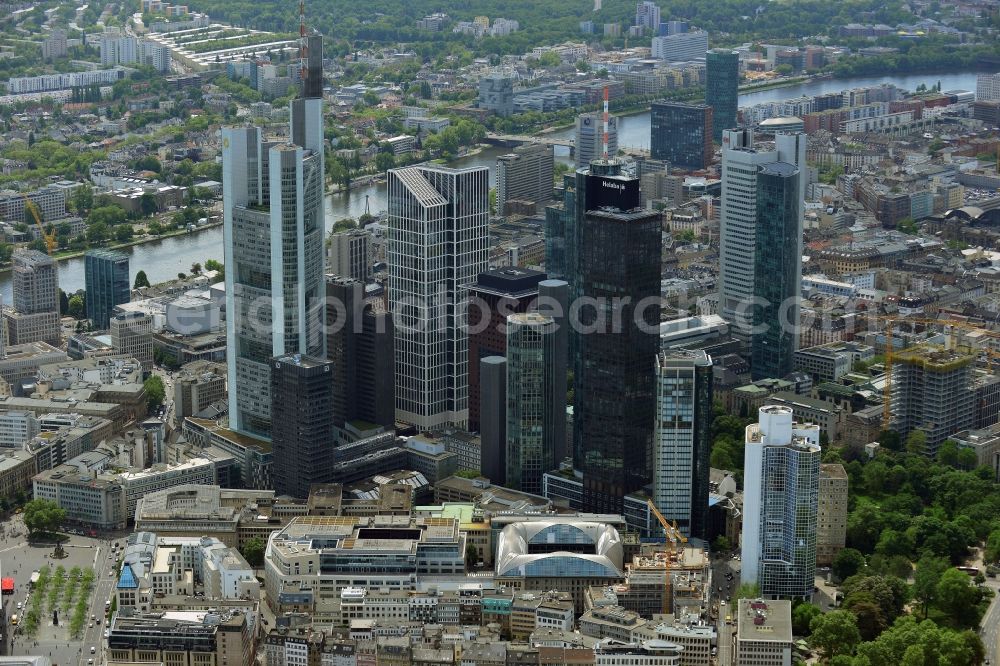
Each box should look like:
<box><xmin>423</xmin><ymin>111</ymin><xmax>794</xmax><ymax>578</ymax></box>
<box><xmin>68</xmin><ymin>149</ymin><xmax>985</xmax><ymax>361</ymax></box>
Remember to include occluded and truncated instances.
<box><xmin>647</xmin><ymin>499</ymin><xmax>688</xmax><ymax>614</ymax></box>
<box><xmin>24</xmin><ymin>198</ymin><xmax>55</xmax><ymax>254</ymax></box>
<box><xmin>878</xmin><ymin>315</ymin><xmax>1000</xmax><ymax>426</ymax></box>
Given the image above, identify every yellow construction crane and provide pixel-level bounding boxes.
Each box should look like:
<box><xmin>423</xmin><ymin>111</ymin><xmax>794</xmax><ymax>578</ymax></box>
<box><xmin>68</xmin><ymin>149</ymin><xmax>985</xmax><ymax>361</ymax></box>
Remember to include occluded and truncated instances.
<box><xmin>647</xmin><ymin>499</ymin><xmax>688</xmax><ymax>615</ymax></box>
<box><xmin>878</xmin><ymin>316</ymin><xmax>1000</xmax><ymax>426</ymax></box>
<box><xmin>24</xmin><ymin>198</ymin><xmax>55</xmax><ymax>254</ymax></box>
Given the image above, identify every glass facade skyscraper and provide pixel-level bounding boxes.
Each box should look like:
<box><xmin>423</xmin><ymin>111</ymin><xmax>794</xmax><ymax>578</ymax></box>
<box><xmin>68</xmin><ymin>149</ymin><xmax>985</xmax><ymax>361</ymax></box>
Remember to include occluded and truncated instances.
<box><xmin>653</xmin><ymin>349</ymin><xmax>714</xmax><ymax>540</ymax></box>
<box><xmin>706</xmin><ymin>49</ymin><xmax>740</xmax><ymax>142</ymax></box>
<box><xmin>751</xmin><ymin>162</ymin><xmax>801</xmax><ymax>381</ymax></box>
<box><xmin>223</xmin><ymin>34</ymin><xmax>326</xmax><ymax>438</ymax></box>
<box><xmin>387</xmin><ymin>165</ymin><xmax>489</xmax><ymax>430</ymax></box>
<box><xmin>505</xmin><ymin>312</ymin><xmax>561</xmax><ymax>495</ymax></box>
<box><xmin>84</xmin><ymin>248</ymin><xmax>129</xmax><ymax>329</ymax></box>
<box><xmin>650</xmin><ymin>101</ymin><xmax>713</xmax><ymax>170</ymax></box>
<box><xmin>572</xmin><ymin>158</ymin><xmax>661</xmax><ymax>513</ymax></box>
<box><xmin>742</xmin><ymin>406</ymin><xmax>820</xmax><ymax>600</ymax></box>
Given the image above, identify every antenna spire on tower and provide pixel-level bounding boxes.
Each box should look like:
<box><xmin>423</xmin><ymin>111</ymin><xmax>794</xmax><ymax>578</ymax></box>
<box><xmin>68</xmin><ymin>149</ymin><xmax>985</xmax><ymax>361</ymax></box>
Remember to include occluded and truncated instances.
<box><xmin>299</xmin><ymin>0</ymin><xmax>308</xmax><ymax>90</ymax></box>
<box><xmin>602</xmin><ymin>85</ymin><xmax>609</xmax><ymax>160</ymax></box>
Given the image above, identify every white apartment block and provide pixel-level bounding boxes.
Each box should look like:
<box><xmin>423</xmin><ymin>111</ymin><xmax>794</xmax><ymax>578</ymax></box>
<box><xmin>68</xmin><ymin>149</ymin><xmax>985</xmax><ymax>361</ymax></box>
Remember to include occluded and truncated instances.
<box><xmin>652</xmin><ymin>31</ymin><xmax>708</xmax><ymax>62</ymax></box>
<box><xmin>7</xmin><ymin>68</ymin><xmax>125</xmax><ymax>94</ymax></box>
<box><xmin>977</xmin><ymin>72</ymin><xmax>1000</xmax><ymax>101</ymax></box>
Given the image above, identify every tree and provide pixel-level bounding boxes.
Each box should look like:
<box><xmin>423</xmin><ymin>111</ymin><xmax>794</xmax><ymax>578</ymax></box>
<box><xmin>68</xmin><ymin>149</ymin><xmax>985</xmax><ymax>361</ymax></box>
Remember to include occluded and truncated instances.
<box><xmin>734</xmin><ymin>582</ymin><xmax>760</xmax><ymax>601</ymax></box>
<box><xmin>906</xmin><ymin>429</ymin><xmax>927</xmax><ymax>455</ymax></box>
<box><xmin>138</xmin><ymin>193</ymin><xmax>158</xmax><ymax>217</ymax></box>
<box><xmin>67</xmin><ymin>294</ymin><xmax>85</xmax><ymax>319</ymax></box>
<box><xmin>936</xmin><ymin>568</ymin><xmax>983</xmax><ymax>628</ymax></box>
<box><xmin>912</xmin><ymin>553</ymin><xmax>948</xmax><ymax>619</ymax></box>
<box><xmin>133</xmin><ymin>271</ymin><xmax>150</xmax><ymax>289</ymax></box>
<box><xmin>374</xmin><ymin>150</ymin><xmax>395</xmax><ymax>173</ymax></box>
<box><xmin>465</xmin><ymin>543</ymin><xmax>480</xmax><ymax>567</ymax></box>
<box><xmin>810</xmin><ymin>610</ymin><xmax>861</xmax><ymax>660</ymax></box>
<box><xmin>204</xmin><ymin>259</ymin><xmax>224</xmax><ymax>281</ymax></box>
<box><xmin>792</xmin><ymin>602</ymin><xmax>821</xmax><ymax>636</ymax></box>
<box><xmin>833</xmin><ymin>548</ymin><xmax>866</xmax><ymax>581</ymax></box>
<box><xmin>190</xmin><ymin>262</ymin><xmax>202</xmax><ymax>275</ymax></box>
<box><xmin>144</xmin><ymin>375</ymin><xmax>165</xmax><ymax>411</ymax></box>
<box><xmin>22</xmin><ymin>499</ymin><xmax>67</xmax><ymax>536</ymax></box>
<box><xmin>419</xmin><ymin>81</ymin><xmax>432</xmax><ymax>99</ymax></box>
<box><xmin>114</xmin><ymin>224</ymin><xmax>133</xmax><ymax>242</ymax></box>
<box><xmin>240</xmin><ymin>537</ymin><xmax>265</xmax><ymax>567</ymax></box>
<box><xmin>846</xmin><ymin>597</ymin><xmax>887</xmax><ymax>641</ymax></box>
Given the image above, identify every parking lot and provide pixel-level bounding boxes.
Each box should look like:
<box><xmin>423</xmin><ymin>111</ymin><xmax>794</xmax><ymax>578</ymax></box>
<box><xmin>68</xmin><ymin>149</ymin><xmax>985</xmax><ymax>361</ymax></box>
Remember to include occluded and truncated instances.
<box><xmin>0</xmin><ymin>513</ymin><xmax>125</xmax><ymax>666</ymax></box>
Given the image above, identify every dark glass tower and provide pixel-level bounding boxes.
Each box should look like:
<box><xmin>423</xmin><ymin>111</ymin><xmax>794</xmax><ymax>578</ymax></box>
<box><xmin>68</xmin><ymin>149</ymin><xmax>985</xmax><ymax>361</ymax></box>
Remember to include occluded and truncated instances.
<box><xmin>706</xmin><ymin>49</ymin><xmax>739</xmax><ymax>142</ymax></box>
<box><xmin>84</xmin><ymin>249</ymin><xmax>129</xmax><ymax>329</ymax></box>
<box><xmin>572</xmin><ymin>159</ymin><xmax>662</xmax><ymax>513</ymax></box>
<box><xmin>751</xmin><ymin>162</ymin><xmax>801</xmax><ymax>381</ymax></box>
<box><xmin>270</xmin><ymin>354</ymin><xmax>335</xmax><ymax>498</ymax></box>
<box><xmin>650</xmin><ymin>101</ymin><xmax>713</xmax><ymax>170</ymax></box>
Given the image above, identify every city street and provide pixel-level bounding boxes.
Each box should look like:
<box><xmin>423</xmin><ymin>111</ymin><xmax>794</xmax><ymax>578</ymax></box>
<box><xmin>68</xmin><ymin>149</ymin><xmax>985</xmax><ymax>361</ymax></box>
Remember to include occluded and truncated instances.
<box><xmin>0</xmin><ymin>514</ymin><xmax>123</xmax><ymax>666</ymax></box>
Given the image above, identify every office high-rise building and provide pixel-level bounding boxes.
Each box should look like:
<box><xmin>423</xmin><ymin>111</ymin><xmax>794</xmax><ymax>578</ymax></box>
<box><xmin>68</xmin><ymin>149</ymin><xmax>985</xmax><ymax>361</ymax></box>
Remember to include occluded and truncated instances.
<box><xmin>976</xmin><ymin>72</ymin><xmax>1000</xmax><ymax>101</ymax></box>
<box><xmin>653</xmin><ymin>349</ymin><xmax>713</xmax><ymax>541</ymax></box>
<box><xmin>8</xmin><ymin>249</ymin><xmax>60</xmax><ymax>346</ymax></box>
<box><xmin>719</xmin><ymin>130</ymin><xmax>806</xmax><ymax>345</ymax></box>
<box><xmin>479</xmin><ymin>73</ymin><xmax>515</xmax><ymax>117</ymax></box>
<box><xmin>751</xmin><ymin>162</ymin><xmax>801</xmax><ymax>381</ymax></box>
<box><xmin>891</xmin><ymin>344</ymin><xmax>974</xmax><ymax>456</ymax></box>
<box><xmin>635</xmin><ymin>1</ymin><xmax>661</xmax><ymax>30</ymax></box>
<box><xmin>387</xmin><ymin>165</ymin><xmax>489</xmax><ymax>430</ymax></box>
<box><xmin>505</xmin><ymin>312</ymin><xmax>562</xmax><ymax>495</ymax></box>
<box><xmin>480</xmin><ymin>356</ymin><xmax>507</xmax><ymax>484</ymax></box>
<box><xmin>544</xmin><ymin>173</ymin><xmax>577</xmax><ymax>282</ymax></box>
<box><xmin>817</xmin><ymin>463</ymin><xmax>848</xmax><ymax>567</ymax></box>
<box><xmin>270</xmin><ymin>354</ymin><xmax>335</xmax><ymax>498</ymax></box>
<box><xmin>650</xmin><ymin>101</ymin><xmax>713</xmax><ymax>170</ymax></box>
<box><xmin>496</xmin><ymin>143</ymin><xmax>554</xmax><ymax>216</ymax></box>
<box><xmin>13</xmin><ymin>250</ymin><xmax>58</xmax><ymax>315</ymax></box>
<box><xmin>575</xmin><ymin>113</ymin><xmax>619</xmax><ymax>168</ymax></box>
<box><xmin>110</xmin><ymin>311</ymin><xmax>153</xmax><ymax>374</ymax></box>
<box><xmin>223</xmin><ymin>33</ymin><xmax>326</xmax><ymax>439</ymax></box>
<box><xmin>741</xmin><ymin>405</ymin><xmax>821</xmax><ymax>599</ymax></box>
<box><xmin>572</xmin><ymin>159</ymin><xmax>661</xmax><ymax>513</ymax></box>
<box><xmin>705</xmin><ymin>49</ymin><xmax>739</xmax><ymax>142</ymax></box>
<box><xmin>84</xmin><ymin>249</ymin><xmax>130</xmax><ymax>329</ymax></box>
<box><xmin>327</xmin><ymin>228</ymin><xmax>372</xmax><ymax>282</ymax></box>
<box><xmin>325</xmin><ymin>276</ymin><xmax>395</xmax><ymax>431</ymax></box>
<box><xmin>467</xmin><ymin>268</ymin><xmax>545</xmax><ymax>432</ymax></box>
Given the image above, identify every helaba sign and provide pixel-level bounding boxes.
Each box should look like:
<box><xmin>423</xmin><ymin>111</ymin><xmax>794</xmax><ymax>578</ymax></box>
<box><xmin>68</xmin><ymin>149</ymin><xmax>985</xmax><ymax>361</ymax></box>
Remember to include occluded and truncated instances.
<box><xmin>585</xmin><ymin>174</ymin><xmax>640</xmax><ymax>211</ymax></box>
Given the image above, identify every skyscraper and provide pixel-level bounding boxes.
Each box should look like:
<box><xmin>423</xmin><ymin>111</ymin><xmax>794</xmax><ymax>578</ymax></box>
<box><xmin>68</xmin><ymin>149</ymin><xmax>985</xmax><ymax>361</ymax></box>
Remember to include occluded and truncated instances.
<box><xmin>544</xmin><ymin>173</ymin><xmax>577</xmax><ymax>282</ymax></box>
<box><xmin>387</xmin><ymin>165</ymin><xmax>489</xmax><ymax>430</ymax></box>
<box><xmin>327</xmin><ymin>228</ymin><xmax>372</xmax><ymax>282</ymax></box>
<box><xmin>705</xmin><ymin>49</ymin><xmax>739</xmax><ymax>142</ymax></box>
<box><xmin>575</xmin><ymin>113</ymin><xmax>619</xmax><ymax>169</ymax></box>
<box><xmin>480</xmin><ymin>356</ymin><xmax>507</xmax><ymax>484</ymax></box>
<box><xmin>8</xmin><ymin>249</ymin><xmax>60</xmax><ymax>346</ymax></box>
<box><xmin>891</xmin><ymin>344</ymin><xmax>974</xmax><ymax>456</ymax></box>
<box><xmin>653</xmin><ymin>349</ymin><xmax>713</xmax><ymax>541</ymax></box>
<box><xmin>506</xmin><ymin>312</ymin><xmax>563</xmax><ymax>495</ymax></box>
<box><xmin>741</xmin><ymin>405</ymin><xmax>821</xmax><ymax>599</ymax></box>
<box><xmin>650</xmin><ymin>101</ymin><xmax>713</xmax><ymax>170</ymax></box>
<box><xmin>270</xmin><ymin>354</ymin><xmax>335</xmax><ymax>498</ymax></box>
<box><xmin>84</xmin><ymin>249</ymin><xmax>129</xmax><ymax>329</ymax></box>
<box><xmin>751</xmin><ymin>162</ymin><xmax>801</xmax><ymax>381</ymax></box>
<box><xmin>467</xmin><ymin>268</ymin><xmax>546</xmax><ymax>433</ymax></box>
<box><xmin>719</xmin><ymin>130</ymin><xmax>806</xmax><ymax>345</ymax></box>
<box><xmin>635</xmin><ymin>1</ymin><xmax>661</xmax><ymax>31</ymax></box>
<box><xmin>325</xmin><ymin>276</ymin><xmax>395</xmax><ymax>431</ymax></box>
<box><xmin>223</xmin><ymin>32</ymin><xmax>326</xmax><ymax>438</ymax></box>
<box><xmin>572</xmin><ymin>159</ymin><xmax>661</xmax><ymax>513</ymax></box>
<box><xmin>496</xmin><ymin>143</ymin><xmax>554</xmax><ymax>216</ymax></box>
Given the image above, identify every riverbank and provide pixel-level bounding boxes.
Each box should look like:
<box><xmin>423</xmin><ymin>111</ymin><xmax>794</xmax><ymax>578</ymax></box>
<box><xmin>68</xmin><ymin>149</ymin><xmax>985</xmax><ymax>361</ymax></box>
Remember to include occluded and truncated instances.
<box><xmin>0</xmin><ymin>220</ymin><xmax>224</xmax><ymax>276</ymax></box>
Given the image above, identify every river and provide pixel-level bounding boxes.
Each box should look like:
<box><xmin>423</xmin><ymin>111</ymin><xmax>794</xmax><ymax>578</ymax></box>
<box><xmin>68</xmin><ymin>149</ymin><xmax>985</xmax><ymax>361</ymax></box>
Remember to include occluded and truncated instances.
<box><xmin>3</xmin><ymin>71</ymin><xmax>981</xmax><ymax>300</ymax></box>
